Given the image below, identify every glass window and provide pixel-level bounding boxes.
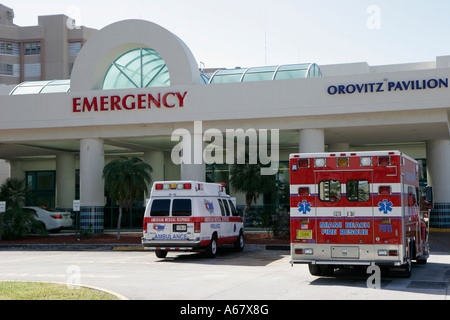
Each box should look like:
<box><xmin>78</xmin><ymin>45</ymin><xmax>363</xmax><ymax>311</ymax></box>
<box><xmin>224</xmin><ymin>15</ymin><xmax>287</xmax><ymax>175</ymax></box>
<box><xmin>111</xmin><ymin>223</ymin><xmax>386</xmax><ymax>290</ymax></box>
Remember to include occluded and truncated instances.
<box><xmin>172</xmin><ymin>199</ymin><xmax>192</xmax><ymax>216</ymax></box>
<box><xmin>228</xmin><ymin>200</ymin><xmax>239</xmax><ymax>217</ymax></box>
<box><xmin>150</xmin><ymin>199</ymin><xmax>171</xmax><ymax>216</ymax></box>
<box><xmin>0</xmin><ymin>42</ymin><xmax>19</xmax><ymax>55</ymax></box>
<box><xmin>347</xmin><ymin>180</ymin><xmax>370</xmax><ymax>202</ymax></box>
<box><xmin>103</xmin><ymin>48</ymin><xmax>170</xmax><ymax>89</ymax></box>
<box><xmin>68</xmin><ymin>42</ymin><xmax>81</xmax><ymax>57</ymax></box>
<box><xmin>24</xmin><ymin>42</ymin><xmax>41</xmax><ymax>55</ymax></box>
<box><xmin>222</xmin><ymin>199</ymin><xmax>231</xmax><ymax>216</ymax></box>
<box><xmin>319</xmin><ymin>180</ymin><xmax>341</xmax><ymax>202</ymax></box>
<box><xmin>218</xmin><ymin>199</ymin><xmax>226</xmax><ymax>216</ymax></box>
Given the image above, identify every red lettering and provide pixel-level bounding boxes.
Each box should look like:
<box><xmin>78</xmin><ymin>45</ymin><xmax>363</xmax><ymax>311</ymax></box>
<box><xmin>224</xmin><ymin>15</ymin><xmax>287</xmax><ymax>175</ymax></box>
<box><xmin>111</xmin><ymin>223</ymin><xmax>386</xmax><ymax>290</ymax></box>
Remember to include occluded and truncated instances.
<box><xmin>148</xmin><ymin>93</ymin><xmax>161</xmax><ymax>108</ymax></box>
<box><xmin>176</xmin><ymin>92</ymin><xmax>187</xmax><ymax>107</ymax></box>
<box><xmin>75</xmin><ymin>92</ymin><xmax>187</xmax><ymax>112</ymax></box>
<box><xmin>163</xmin><ymin>92</ymin><xmax>175</xmax><ymax>108</ymax></box>
<box><xmin>110</xmin><ymin>96</ymin><xmax>122</xmax><ymax>111</ymax></box>
<box><xmin>83</xmin><ymin>97</ymin><xmax>98</xmax><ymax>112</ymax></box>
<box><xmin>73</xmin><ymin>97</ymin><xmax>81</xmax><ymax>112</ymax></box>
<box><xmin>137</xmin><ymin>94</ymin><xmax>146</xmax><ymax>109</ymax></box>
<box><xmin>100</xmin><ymin>96</ymin><xmax>109</xmax><ymax>111</ymax></box>
<box><xmin>122</xmin><ymin>95</ymin><xmax>135</xmax><ymax>110</ymax></box>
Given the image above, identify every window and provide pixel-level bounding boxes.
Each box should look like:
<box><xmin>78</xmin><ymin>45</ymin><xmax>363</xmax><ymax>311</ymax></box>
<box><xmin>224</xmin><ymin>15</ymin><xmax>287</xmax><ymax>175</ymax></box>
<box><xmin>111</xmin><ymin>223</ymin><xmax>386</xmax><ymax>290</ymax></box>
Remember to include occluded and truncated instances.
<box><xmin>218</xmin><ymin>199</ymin><xmax>226</xmax><ymax>216</ymax></box>
<box><xmin>0</xmin><ymin>42</ymin><xmax>19</xmax><ymax>55</ymax></box>
<box><xmin>222</xmin><ymin>199</ymin><xmax>231</xmax><ymax>216</ymax></box>
<box><xmin>172</xmin><ymin>199</ymin><xmax>192</xmax><ymax>216</ymax></box>
<box><xmin>318</xmin><ymin>180</ymin><xmax>341</xmax><ymax>202</ymax></box>
<box><xmin>103</xmin><ymin>48</ymin><xmax>170</xmax><ymax>89</ymax></box>
<box><xmin>150</xmin><ymin>199</ymin><xmax>170</xmax><ymax>216</ymax></box>
<box><xmin>0</xmin><ymin>63</ymin><xmax>13</xmax><ymax>76</ymax></box>
<box><xmin>69</xmin><ymin>42</ymin><xmax>82</xmax><ymax>57</ymax></box>
<box><xmin>347</xmin><ymin>180</ymin><xmax>370</xmax><ymax>202</ymax></box>
<box><xmin>24</xmin><ymin>63</ymin><xmax>41</xmax><ymax>77</ymax></box>
<box><xmin>24</xmin><ymin>42</ymin><xmax>41</xmax><ymax>55</ymax></box>
<box><xmin>228</xmin><ymin>200</ymin><xmax>239</xmax><ymax>217</ymax></box>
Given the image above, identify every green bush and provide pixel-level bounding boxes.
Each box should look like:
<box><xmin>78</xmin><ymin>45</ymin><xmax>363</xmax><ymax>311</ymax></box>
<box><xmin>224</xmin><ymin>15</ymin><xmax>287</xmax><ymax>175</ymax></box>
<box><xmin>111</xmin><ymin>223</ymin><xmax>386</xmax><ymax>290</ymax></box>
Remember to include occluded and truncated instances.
<box><xmin>1</xmin><ymin>207</ymin><xmax>48</xmax><ymax>240</ymax></box>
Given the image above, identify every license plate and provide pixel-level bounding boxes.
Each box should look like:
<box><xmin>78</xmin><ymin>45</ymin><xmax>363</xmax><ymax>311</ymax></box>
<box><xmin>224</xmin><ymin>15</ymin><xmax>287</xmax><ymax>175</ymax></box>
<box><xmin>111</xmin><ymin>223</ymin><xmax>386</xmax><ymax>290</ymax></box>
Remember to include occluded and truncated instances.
<box><xmin>297</xmin><ymin>230</ymin><xmax>312</xmax><ymax>239</ymax></box>
<box><xmin>173</xmin><ymin>224</ymin><xmax>187</xmax><ymax>232</ymax></box>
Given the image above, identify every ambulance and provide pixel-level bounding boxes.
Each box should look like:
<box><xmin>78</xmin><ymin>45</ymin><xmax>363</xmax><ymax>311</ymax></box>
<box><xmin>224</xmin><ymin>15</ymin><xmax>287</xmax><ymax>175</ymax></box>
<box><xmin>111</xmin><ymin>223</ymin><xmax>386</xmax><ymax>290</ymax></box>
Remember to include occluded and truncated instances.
<box><xmin>289</xmin><ymin>151</ymin><xmax>430</xmax><ymax>277</ymax></box>
<box><xmin>142</xmin><ymin>181</ymin><xmax>245</xmax><ymax>258</ymax></box>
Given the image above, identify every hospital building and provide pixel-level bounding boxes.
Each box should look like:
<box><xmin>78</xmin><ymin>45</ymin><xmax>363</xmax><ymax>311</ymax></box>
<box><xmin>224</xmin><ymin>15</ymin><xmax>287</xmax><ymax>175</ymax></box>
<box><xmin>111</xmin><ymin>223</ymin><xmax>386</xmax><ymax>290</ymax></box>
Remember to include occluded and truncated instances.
<box><xmin>1</xmin><ymin>5</ymin><xmax>449</xmax><ymax>233</ymax></box>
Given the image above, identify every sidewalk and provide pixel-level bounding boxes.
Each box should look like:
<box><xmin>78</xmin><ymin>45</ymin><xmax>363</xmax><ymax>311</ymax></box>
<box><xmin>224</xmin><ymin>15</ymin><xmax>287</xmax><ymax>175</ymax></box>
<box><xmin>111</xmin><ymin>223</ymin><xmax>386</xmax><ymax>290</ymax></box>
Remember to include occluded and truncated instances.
<box><xmin>0</xmin><ymin>230</ymin><xmax>290</xmax><ymax>251</ymax></box>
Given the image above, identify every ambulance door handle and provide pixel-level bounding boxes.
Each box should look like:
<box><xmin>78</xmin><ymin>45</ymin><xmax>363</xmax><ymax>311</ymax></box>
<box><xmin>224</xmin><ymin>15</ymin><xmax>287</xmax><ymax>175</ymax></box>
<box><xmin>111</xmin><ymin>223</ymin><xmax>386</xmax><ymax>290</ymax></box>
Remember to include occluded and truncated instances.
<box><xmin>333</xmin><ymin>211</ymin><xmax>341</xmax><ymax>217</ymax></box>
<box><xmin>347</xmin><ymin>211</ymin><xmax>355</xmax><ymax>217</ymax></box>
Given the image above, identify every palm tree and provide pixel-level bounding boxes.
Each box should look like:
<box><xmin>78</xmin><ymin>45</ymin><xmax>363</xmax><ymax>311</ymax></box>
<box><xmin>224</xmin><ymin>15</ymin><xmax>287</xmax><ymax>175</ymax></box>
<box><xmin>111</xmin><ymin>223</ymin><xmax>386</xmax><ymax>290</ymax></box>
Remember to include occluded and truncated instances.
<box><xmin>0</xmin><ymin>178</ymin><xmax>31</xmax><ymax>209</ymax></box>
<box><xmin>229</xmin><ymin>158</ymin><xmax>273</xmax><ymax>223</ymax></box>
<box><xmin>103</xmin><ymin>157</ymin><xmax>152</xmax><ymax>239</ymax></box>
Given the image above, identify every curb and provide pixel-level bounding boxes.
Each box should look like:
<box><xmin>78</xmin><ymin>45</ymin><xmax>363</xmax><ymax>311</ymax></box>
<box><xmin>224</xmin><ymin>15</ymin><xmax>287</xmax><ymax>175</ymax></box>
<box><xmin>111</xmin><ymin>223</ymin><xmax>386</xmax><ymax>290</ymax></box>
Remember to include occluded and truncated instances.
<box><xmin>0</xmin><ymin>243</ymin><xmax>289</xmax><ymax>251</ymax></box>
<box><xmin>0</xmin><ymin>244</ymin><xmax>144</xmax><ymax>251</ymax></box>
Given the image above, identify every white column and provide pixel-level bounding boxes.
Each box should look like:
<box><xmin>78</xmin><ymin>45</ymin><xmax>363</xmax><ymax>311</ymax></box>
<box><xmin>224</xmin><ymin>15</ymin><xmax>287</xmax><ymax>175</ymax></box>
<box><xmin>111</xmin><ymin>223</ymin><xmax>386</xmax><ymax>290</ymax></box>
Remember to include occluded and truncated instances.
<box><xmin>144</xmin><ymin>150</ymin><xmax>164</xmax><ymax>182</ymax></box>
<box><xmin>426</xmin><ymin>139</ymin><xmax>450</xmax><ymax>229</ymax></box>
<box><xmin>328</xmin><ymin>143</ymin><xmax>350</xmax><ymax>152</ymax></box>
<box><xmin>299</xmin><ymin>129</ymin><xmax>324</xmax><ymax>153</ymax></box>
<box><xmin>79</xmin><ymin>138</ymin><xmax>104</xmax><ymax>234</ymax></box>
<box><xmin>55</xmin><ymin>152</ymin><xmax>75</xmax><ymax>210</ymax></box>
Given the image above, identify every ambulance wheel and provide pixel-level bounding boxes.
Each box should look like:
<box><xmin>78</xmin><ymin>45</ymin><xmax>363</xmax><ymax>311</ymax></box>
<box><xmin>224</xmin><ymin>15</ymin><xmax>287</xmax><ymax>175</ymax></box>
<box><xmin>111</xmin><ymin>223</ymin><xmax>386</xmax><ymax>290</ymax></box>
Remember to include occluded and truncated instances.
<box><xmin>403</xmin><ymin>260</ymin><xmax>412</xmax><ymax>278</ymax></box>
<box><xmin>205</xmin><ymin>234</ymin><xmax>218</xmax><ymax>258</ymax></box>
<box><xmin>234</xmin><ymin>230</ymin><xmax>245</xmax><ymax>252</ymax></box>
<box><xmin>155</xmin><ymin>249</ymin><xmax>168</xmax><ymax>258</ymax></box>
<box><xmin>308</xmin><ymin>264</ymin><xmax>322</xmax><ymax>276</ymax></box>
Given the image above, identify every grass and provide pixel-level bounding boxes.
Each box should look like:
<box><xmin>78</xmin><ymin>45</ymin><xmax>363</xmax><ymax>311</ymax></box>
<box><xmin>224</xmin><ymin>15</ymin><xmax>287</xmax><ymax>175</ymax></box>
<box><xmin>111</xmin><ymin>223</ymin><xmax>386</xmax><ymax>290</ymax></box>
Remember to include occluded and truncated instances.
<box><xmin>0</xmin><ymin>281</ymin><xmax>120</xmax><ymax>300</ymax></box>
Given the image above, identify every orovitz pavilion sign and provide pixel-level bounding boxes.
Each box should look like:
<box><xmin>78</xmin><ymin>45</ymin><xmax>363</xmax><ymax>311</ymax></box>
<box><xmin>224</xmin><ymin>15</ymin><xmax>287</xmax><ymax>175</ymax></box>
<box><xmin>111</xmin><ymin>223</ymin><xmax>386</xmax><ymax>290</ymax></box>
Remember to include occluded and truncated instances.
<box><xmin>327</xmin><ymin>77</ymin><xmax>448</xmax><ymax>95</ymax></box>
<box><xmin>72</xmin><ymin>91</ymin><xmax>188</xmax><ymax>112</ymax></box>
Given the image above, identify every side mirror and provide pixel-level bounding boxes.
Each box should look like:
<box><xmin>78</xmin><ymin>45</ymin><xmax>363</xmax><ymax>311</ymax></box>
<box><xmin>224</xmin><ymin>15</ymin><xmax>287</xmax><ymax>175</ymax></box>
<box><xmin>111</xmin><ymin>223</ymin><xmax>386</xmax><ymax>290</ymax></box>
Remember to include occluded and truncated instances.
<box><xmin>425</xmin><ymin>186</ymin><xmax>433</xmax><ymax>209</ymax></box>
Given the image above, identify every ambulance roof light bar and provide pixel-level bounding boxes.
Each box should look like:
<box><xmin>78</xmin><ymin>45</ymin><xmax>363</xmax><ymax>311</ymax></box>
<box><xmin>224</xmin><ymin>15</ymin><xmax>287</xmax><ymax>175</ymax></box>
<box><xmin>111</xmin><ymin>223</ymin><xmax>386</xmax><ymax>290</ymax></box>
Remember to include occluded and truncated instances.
<box><xmin>155</xmin><ymin>183</ymin><xmax>192</xmax><ymax>190</ymax></box>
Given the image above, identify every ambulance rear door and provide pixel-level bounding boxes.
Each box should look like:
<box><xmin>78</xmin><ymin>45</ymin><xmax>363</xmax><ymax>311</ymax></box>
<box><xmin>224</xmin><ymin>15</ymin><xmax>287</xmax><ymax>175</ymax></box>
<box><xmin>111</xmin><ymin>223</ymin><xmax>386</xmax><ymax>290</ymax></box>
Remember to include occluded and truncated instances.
<box><xmin>315</xmin><ymin>170</ymin><xmax>374</xmax><ymax>246</ymax></box>
<box><xmin>147</xmin><ymin>197</ymin><xmax>195</xmax><ymax>242</ymax></box>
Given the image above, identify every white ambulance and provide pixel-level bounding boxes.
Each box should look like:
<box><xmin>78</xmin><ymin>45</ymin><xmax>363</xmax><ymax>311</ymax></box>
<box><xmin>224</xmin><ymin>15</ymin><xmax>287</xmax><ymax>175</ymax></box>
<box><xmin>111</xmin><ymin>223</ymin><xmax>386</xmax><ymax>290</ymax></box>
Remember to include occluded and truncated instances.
<box><xmin>142</xmin><ymin>181</ymin><xmax>245</xmax><ymax>258</ymax></box>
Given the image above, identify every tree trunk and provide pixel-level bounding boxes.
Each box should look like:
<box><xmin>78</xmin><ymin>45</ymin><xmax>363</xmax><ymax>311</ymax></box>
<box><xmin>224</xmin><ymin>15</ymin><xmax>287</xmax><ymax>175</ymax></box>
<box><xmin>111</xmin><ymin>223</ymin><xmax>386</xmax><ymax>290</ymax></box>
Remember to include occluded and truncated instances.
<box><xmin>117</xmin><ymin>206</ymin><xmax>122</xmax><ymax>240</ymax></box>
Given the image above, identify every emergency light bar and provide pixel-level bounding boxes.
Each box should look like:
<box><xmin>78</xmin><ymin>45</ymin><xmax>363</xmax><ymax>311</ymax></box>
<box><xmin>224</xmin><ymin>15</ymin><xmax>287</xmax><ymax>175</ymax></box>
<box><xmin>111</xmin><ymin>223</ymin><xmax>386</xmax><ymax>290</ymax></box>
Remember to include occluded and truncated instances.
<box><xmin>155</xmin><ymin>183</ymin><xmax>192</xmax><ymax>190</ymax></box>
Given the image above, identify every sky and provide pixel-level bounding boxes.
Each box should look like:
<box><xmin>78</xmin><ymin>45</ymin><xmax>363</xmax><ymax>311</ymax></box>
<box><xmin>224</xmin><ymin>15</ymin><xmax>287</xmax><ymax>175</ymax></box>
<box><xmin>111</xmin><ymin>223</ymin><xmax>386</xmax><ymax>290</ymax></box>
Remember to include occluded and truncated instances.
<box><xmin>3</xmin><ymin>0</ymin><xmax>450</xmax><ymax>69</ymax></box>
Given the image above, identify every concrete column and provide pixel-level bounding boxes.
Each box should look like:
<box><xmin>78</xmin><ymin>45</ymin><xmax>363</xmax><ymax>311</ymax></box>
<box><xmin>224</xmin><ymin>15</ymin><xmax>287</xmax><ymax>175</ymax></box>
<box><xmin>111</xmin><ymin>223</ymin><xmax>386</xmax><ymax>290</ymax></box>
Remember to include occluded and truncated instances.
<box><xmin>55</xmin><ymin>152</ymin><xmax>75</xmax><ymax>210</ymax></box>
<box><xmin>179</xmin><ymin>122</ymin><xmax>206</xmax><ymax>182</ymax></box>
<box><xmin>79</xmin><ymin>138</ymin><xmax>104</xmax><ymax>234</ymax></box>
<box><xmin>144</xmin><ymin>150</ymin><xmax>164</xmax><ymax>182</ymax></box>
<box><xmin>299</xmin><ymin>129</ymin><xmax>325</xmax><ymax>153</ymax></box>
<box><xmin>144</xmin><ymin>150</ymin><xmax>164</xmax><ymax>202</ymax></box>
<box><xmin>426</xmin><ymin>139</ymin><xmax>450</xmax><ymax>229</ymax></box>
<box><xmin>328</xmin><ymin>143</ymin><xmax>350</xmax><ymax>152</ymax></box>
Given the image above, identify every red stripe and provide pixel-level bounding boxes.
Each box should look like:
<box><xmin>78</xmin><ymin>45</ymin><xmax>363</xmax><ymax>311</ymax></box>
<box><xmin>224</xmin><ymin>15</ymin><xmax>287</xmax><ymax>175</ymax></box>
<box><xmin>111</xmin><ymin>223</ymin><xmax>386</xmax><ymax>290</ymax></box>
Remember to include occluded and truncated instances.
<box><xmin>144</xmin><ymin>216</ymin><xmax>243</xmax><ymax>224</ymax></box>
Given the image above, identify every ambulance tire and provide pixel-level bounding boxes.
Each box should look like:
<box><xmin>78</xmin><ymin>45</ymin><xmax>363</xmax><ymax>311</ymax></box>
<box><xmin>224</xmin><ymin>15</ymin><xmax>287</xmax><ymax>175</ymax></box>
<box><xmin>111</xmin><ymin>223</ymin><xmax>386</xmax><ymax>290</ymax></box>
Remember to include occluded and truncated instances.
<box><xmin>234</xmin><ymin>230</ymin><xmax>245</xmax><ymax>252</ymax></box>
<box><xmin>155</xmin><ymin>249</ymin><xmax>168</xmax><ymax>258</ymax></box>
<box><xmin>402</xmin><ymin>260</ymin><xmax>412</xmax><ymax>278</ymax></box>
<box><xmin>308</xmin><ymin>264</ymin><xmax>322</xmax><ymax>276</ymax></box>
<box><xmin>205</xmin><ymin>234</ymin><xmax>218</xmax><ymax>258</ymax></box>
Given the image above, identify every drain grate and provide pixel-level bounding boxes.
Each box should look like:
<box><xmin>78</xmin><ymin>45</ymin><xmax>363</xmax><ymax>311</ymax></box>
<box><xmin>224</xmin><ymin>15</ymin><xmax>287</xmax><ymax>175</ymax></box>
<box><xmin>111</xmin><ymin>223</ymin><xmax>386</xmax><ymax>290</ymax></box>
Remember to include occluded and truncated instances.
<box><xmin>407</xmin><ymin>281</ymin><xmax>449</xmax><ymax>290</ymax></box>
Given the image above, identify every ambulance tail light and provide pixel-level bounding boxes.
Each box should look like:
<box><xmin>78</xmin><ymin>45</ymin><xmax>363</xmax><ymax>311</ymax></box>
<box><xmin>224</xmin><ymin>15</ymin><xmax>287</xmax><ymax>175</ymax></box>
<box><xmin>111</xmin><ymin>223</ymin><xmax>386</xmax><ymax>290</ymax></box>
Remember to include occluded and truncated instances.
<box><xmin>194</xmin><ymin>222</ymin><xmax>201</xmax><ymax>233</ymax></box>
<box><xmin>298</xmin><ymin>187</ymin><xmax>310</xmax><ymax>196</ymax></box>
<box><xmin>378</xmin><ymin>249</ymin><xmax>398</xmax><ymax>256</ymax></box>
<box><xmin>295</xmin><ymin>248</ymin><xmax>313</xmax><ymax>255</ymax></box>
<box><xmin>389</xmin><ymin>250</ymin><xmax>398</xmax><ymax>256</ymax></box>
<box><xmin>298</xmin><ymin>159</ymin><xmax>309</xmax><ymax>168</ymax></box>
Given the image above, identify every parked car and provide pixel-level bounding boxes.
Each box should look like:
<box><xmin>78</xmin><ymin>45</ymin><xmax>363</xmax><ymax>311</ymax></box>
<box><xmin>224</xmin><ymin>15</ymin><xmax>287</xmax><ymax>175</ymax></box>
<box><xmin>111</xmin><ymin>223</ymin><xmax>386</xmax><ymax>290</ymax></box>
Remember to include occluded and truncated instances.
<box><xmin>22</xmin><ymin>206</ymin><xmax>73</xmax><ymax>233</ymax></box>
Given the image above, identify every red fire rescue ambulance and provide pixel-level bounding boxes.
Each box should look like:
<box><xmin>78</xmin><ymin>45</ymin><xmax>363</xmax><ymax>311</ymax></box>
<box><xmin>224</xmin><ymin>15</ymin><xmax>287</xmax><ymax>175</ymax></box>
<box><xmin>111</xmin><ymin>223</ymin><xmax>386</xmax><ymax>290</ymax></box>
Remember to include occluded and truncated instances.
<box><xmin>142</xmin><ymin>181</ymin><xmax>245</xmax><ymax>258</ymax></box>
<box><xmin>289</xmin><ymin>151</ymin><xmax>429</xmax><ymax>277</ymax></box>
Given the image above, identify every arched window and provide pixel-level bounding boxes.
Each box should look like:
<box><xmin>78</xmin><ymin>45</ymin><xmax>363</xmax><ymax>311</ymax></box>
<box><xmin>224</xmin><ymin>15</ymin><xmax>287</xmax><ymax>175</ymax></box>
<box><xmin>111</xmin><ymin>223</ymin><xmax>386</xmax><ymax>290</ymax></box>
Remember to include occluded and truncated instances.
<box><xmin>103</xmin><ymin>48</ymin><xmax>170</xmax><ymax>89</ymax></box>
